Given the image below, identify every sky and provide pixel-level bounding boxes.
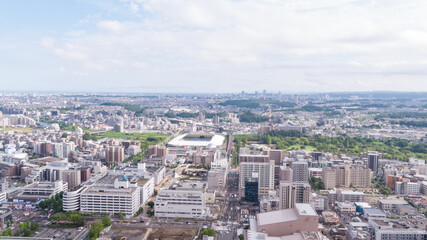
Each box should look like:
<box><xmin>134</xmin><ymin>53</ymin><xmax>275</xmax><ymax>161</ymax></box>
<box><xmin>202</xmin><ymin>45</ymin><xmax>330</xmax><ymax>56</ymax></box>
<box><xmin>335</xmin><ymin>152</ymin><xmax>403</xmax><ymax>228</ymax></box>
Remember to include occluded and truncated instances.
<box><xmin>1</xmin><ymin>0</ymin><xmax>427</xmax><ymax>93</ymax></box>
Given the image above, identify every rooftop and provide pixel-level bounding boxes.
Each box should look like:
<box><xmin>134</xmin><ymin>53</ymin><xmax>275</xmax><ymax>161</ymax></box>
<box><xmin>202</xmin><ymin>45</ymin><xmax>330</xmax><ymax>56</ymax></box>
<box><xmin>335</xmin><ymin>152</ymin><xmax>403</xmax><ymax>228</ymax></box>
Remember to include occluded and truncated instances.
<box><xmin>168</xmin><ymin>133</ymin><xmax>225</xmax><ymax>147</ymax></box>
<box><xmin>296</xmin><ymin>203</ymin><xmax>317</xmax><ymax>216</ymax></box>
<box><xmin>257</xmin><ymin>204</ymin><xmax>317</xmax><ymax>226</ymax></box>
<box><xmin>168</xmin><ymin>181</ymin><xmax>206</xmax><ymax>191</ymax></box>
<box><xmin>364</xmin><ymin>208</ymin><xmax>385</xmax><ymax>215</ymax></box>
<box><xmin>83</xmin><ymin>186</ymin><xmax>137</xmax><ymax>196</ymax></box>
<box><xmin>378</xmin><ymin>199</ymin><xmax>408</xmax><ymax>204</ymax></box>
<box><xmin>257</xmin><ymin>209</ymin><xmax>299</xmax><ymax>226</ymax></box>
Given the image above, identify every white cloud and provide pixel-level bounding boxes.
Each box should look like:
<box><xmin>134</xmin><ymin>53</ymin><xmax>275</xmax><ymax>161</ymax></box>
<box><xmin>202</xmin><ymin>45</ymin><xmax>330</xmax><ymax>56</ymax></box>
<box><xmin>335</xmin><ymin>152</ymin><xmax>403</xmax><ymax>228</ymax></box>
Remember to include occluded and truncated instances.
<box><xmin>40</xmin><ymin>37</ymin><xmax>55</xmax><ymax>47</ymax></box>
<box><xmin>37</xmin><ymin>0</ymin><xmax>427</xmax><ymax>92</ymax></box>
<box><xmin>97</xmin><ymin>20</ymin><xmax>124</xmax><ymax>33</ymax></box>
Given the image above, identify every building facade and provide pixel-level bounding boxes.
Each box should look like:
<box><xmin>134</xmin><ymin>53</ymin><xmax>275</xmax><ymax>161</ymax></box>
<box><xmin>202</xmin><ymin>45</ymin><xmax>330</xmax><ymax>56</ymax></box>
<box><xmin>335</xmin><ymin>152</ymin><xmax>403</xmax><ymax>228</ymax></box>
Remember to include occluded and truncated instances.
<box><xmin>155</xmin><ymin>181</ymin><xmax>207</xmax><ymax>219</ymax></box>
<box><xmin>279</xmin><ymin>181</ymin><xmax>311</xmax><ymax>209</ymax></box>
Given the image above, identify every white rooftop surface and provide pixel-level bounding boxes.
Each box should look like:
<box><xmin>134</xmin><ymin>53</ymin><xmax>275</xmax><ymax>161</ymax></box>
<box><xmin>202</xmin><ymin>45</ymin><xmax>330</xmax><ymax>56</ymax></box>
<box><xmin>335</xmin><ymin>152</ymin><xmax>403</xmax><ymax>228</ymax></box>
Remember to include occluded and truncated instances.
<box><xmin>340</xmin><ymin>190</ymin><xmax>364</xmax><ymax>195</ymax></box>
<box><xmin>295</xmin><ymin>203</ymin><xmax>317</xmax><ymax>216</ymax></box>
<box><xmin>257</xmin><ymin>209</ymin><xmax>298</xmax><ymax>226</ymax></box>
<box><xmin>257</xmin><ymin>204</ymin><xmax>316</xmax><ymax>226</ymax></box>
<box><xmin>354</xmin><ymin>202</ymin><xmax>371</xmax><ymax>207</ymax></box>
<box><xmin>168</xmin><ymin>134</ymin><xmax>225</xmax><ymax>147</ymax></box>
<box><xmin>378</xmin><ymin>199</ymin><xmax>408</xmax><ymax>204</ymax></box>
<box><xmin>337</xmin><ymin>202</ymin><xmax>355</xmax><ymax>207</ymax></box>
<box><xmin>364</xmin><ymin>208</ymin><xmax>385</xmax><ymax>215</ymax></box>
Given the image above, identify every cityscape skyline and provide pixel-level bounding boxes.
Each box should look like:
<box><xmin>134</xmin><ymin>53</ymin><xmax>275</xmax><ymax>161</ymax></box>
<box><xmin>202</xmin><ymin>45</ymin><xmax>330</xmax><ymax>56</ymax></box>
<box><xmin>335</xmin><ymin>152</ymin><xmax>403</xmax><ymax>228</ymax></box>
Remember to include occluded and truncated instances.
<box><xmin>2</xmin><ymin>0</ymin><xmax>427</xmax><ymax>93</ymax></box>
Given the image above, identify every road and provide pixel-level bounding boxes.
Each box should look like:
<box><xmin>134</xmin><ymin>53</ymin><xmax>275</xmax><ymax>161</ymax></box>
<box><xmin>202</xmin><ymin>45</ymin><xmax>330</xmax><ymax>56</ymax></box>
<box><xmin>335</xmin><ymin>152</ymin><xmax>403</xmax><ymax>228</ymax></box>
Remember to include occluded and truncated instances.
<box><xmin>217</xmin><ymin>170</ymin><xmax>240</xmax><ymax>240</ymax></box>
<box><xmin>112</xmin><ymin>219</ymin><xmax>205</xmax><ymax>229</ymax></box>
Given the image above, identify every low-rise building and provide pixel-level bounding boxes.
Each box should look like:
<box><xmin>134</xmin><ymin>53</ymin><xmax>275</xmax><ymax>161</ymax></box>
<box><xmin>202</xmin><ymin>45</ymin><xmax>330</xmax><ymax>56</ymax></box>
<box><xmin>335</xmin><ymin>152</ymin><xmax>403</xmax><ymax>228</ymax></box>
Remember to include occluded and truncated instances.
<box><xmin>336</xmin><ymin>202</ymin><xmax>356</xmax><ymax>213</ymax></box>
<box><xmin>10</xmin><ymin>180</ymin><xmax>67</xmax><ymax>203</ymax></box>
<box><xmin>329</xmin><ymin>189</ymin><xmax>364</xmax><ymax>203</ymax></box>
<box><xmin>396</xmin><ymin>204</ymin><xmax>418</xmax><ymax>216</ymax></box>
<box><xmin>375</xmin><ymin>229</ymin><xmax>427</xmax><ymax>240</ymax></box>
<box><xmin>395</xmin><ymin>181</ymin><xmax>420</xmax><ymax>196</ymax></box>
<box><xmin>378</xmin><ymin>199</ymin><xmax>409</xmax><ymax>212</ymax></box>
<box><xmin>363</xmin><ymin>208</ymin><xmax>386</xmax><ymax>220</ymax></box>
<box><xmin>253</xmin><ymin>204</ymin><xmax>319</xmax><ymax>237</ymax></box>
<box><xmin>322</xmin><ymin>211</ymin><xmax>339</xmax><ymax>224</ymax></box>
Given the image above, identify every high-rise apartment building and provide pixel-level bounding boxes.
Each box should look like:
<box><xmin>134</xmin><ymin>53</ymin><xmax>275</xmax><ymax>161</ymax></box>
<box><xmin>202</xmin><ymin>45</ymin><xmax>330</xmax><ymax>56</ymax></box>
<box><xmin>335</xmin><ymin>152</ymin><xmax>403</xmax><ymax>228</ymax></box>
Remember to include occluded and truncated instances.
<box><xmin>62</xmin><ymin>169</ymin><xmax>81</xmax><ymax>190</ymax></box>
<box><xmin>264</xmin><ymin>149</ymin><xmax>285</xmax><ymax>185</ymax></box>
<box><xmin>291</xmin><ymin>161</ymin><xmax>309</xmax><ymax>182</ymax></box>
<box><xmin>148</xmin><ymin>145</ymin><xmax>169</xmax><ymax>157</ymax></box>
<box><xmin>367</xmin><ymin>151</ymin><xmax>379</xmax><ymax>174</ymax></box>
<box><xmin>105</xmin><ymin>145</ymin><xmax>124</xmax><ymax>164</ymax></box>
<box><xmin>240</xmin><ymin>160</ymin><xmax>275</xmax><ymax>195</ymax></box>
<box><xmin>212</xmin><ymin>115</ymin><xmax>220</xmax><ymax>124</ymax></box>
<box><xmin>322</xmin><ymin>164</ymin><xmax>371</xmax><ymax>189</ymax></box>
<box><xmin>80</xmin><ymin>168</ymin><xmax>91</xmax><ymax>182</ymax></box>
<box><xmin>279</xmin><ymin>166</ymin><xmax>293</xmax><ymax>181</ymax></box>
<box><xmin>239</xmin><ymin>154</ymin><xmax>270</xmax><ymax>163</ymax></box>
<box><xmin>279</xmin><ymin>181</ymin><xmax>311</xmax><ymax>209</ymax></box>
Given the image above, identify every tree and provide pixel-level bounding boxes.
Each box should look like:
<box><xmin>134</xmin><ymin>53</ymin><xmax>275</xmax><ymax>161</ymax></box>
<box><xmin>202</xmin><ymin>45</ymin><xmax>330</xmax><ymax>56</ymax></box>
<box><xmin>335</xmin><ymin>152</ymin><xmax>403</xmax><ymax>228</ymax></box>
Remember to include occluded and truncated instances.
<box><xmin>53</xmin><ymin>199</ymin><xmax>63</xmax><ymax>212</ymax></box>
<box><xmin>266</xmin><ymin>135</ymin><xmax>272</xmax><ymax>145</ymax></box>
<box><xmin>239</xmin><ymin>234</ymin><xmax>244</xmax><ymax>240</ymax></box>
<box><xmin>2</xmin><ymin>229</ymin><xmax>13</xmax><ymax>236</ymax></box>
<box><xmin>201</xmin><ymin>229</ymin><xmax>215</xmax><ymax>236</ymax></box>
<box><xmin>134</xmin><ymin>207</ymin><xmax>143</xmax><ymax>217</ymax></box>
<box><xmin>61</xmin><ymin>133</ymin><xmax>68</xmax><ymax>138</ymax></box>
<box><xmin>101</xmin><ymin>217</ymin><xmax>111</xmax><ymax>227</ymax></box>
<box><xmin>88</xmin><ymin>222</ymin><xmax>104</xmax><ymax>240</ymax></box>
<box><xmin>147</xmin><ymin>201</ymin><xmax>155</xmax><ymax>208</ymax></box>
<box><xmin>30</xmin><ymin>222</ymin><xmax>39</xmax><ymax>232</ymax></box>
<box><xmin>146</xmin><ymin>209</ymin><xmax>154</xmax><ymax>217</ymax></box>
<box><xmin>153</xmin><ymin>190</ymin><xmax>158</xmax><ymax>196</ymax></box>
<box><xmin>23</xmin><ymin>229</ymin><xmax>32</xmax><ymax>237</ymax></box>
<box><xmin>19</xmin><ymin>221</ymin><xmax>29</xmax><ymax>231</ymax></box>
<box><xmin>67</xmin><ymin>213</ymin><xmax>84</xmax><ymax>226</ymax></box>
<box><xmin>68</xmin><ymin>213</ymin><xmax>81</xmax><ymax>224</ymax></box>
<box><xmin>118</xmin><ymin>212</ymin><xmax>126</xmax><ymax>219</ymax></box>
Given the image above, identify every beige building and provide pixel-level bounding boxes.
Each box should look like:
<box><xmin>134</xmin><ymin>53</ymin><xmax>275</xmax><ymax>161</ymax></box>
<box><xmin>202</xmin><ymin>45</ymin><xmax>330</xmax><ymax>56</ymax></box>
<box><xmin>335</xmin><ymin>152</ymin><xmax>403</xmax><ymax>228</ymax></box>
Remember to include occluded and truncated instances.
<box><xmin>148</xmin><ymin>145</ymin><xmax>169</xmax><ymax>157</ymax></box>
<box><xmin>279</xmin><ymin>165</ymin><xmax>293</xmax><ymax>181</ymax></box>
<box><xmin>239</xmin><ymin>154</ymin><xmax>270</xmax><ymax>163</ymax></box>
<box><xmin>62</xmin><ymin>169</ymin><xmax>81</xmax><ymax>190</ymax></box>
<box><xmin>322</xmin><ymin>164</ymin><xmax>371</xmax><ymax>189</ymax></box>
<box><xmin>254</xmin><ymin>204</ymin><xmax>319</xmax><ymax>237</ymax></box>
<box><xmin>279</xmin><ymin>181</ymin><xmax>311</xmax><ymax>209</ymax></box>
<box><xmin>106</xmin><ymin>145</ymin><xmax>124</xmax><ymax>164</ymax></box>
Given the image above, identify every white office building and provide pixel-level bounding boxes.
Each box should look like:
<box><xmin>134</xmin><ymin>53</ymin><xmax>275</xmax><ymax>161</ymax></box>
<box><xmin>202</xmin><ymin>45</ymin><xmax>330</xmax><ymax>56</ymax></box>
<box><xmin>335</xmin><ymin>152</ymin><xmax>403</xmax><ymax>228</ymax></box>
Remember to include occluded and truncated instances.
<box><xmin>395</xmin><ymin>181</ymin><xmax>420</xmax><ymax>195</ymax></box>
<box><xmin>376</xmin><ymin>229</ymin><xmax>427</xmax><ymax>240</ymax></box>
<box><xmin>63</xmin><ymin>186</ymin><xmax>86</xmax><ymax>211</ymax></box>
<box><xmin>155</xmin><ymin>181</ymin><xmax>207</xmax><ymax>219</ymax></box>
<box><xmin>79</xmin><ymin>175</ymin><xmax>141</xmax><ymax>215</ymax></box>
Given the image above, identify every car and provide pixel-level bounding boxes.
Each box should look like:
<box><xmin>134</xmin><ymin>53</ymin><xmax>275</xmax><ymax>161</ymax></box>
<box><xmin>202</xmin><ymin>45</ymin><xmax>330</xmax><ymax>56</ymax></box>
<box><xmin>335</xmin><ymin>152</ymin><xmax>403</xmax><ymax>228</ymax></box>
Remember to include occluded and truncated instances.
<box><xmin>140</xmin><ymin>220</ymin><xmax>145</xmax><ymax>223</ymax></box>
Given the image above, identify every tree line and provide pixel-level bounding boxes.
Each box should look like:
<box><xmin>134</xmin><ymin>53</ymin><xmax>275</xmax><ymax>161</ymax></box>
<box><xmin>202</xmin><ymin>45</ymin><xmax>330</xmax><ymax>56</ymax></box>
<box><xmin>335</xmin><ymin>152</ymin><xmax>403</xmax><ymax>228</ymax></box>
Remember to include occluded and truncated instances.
<box><xmin>234</xmin><ymin>130</ymin><xmax>427</xmax><ymax>160</ymax></box>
